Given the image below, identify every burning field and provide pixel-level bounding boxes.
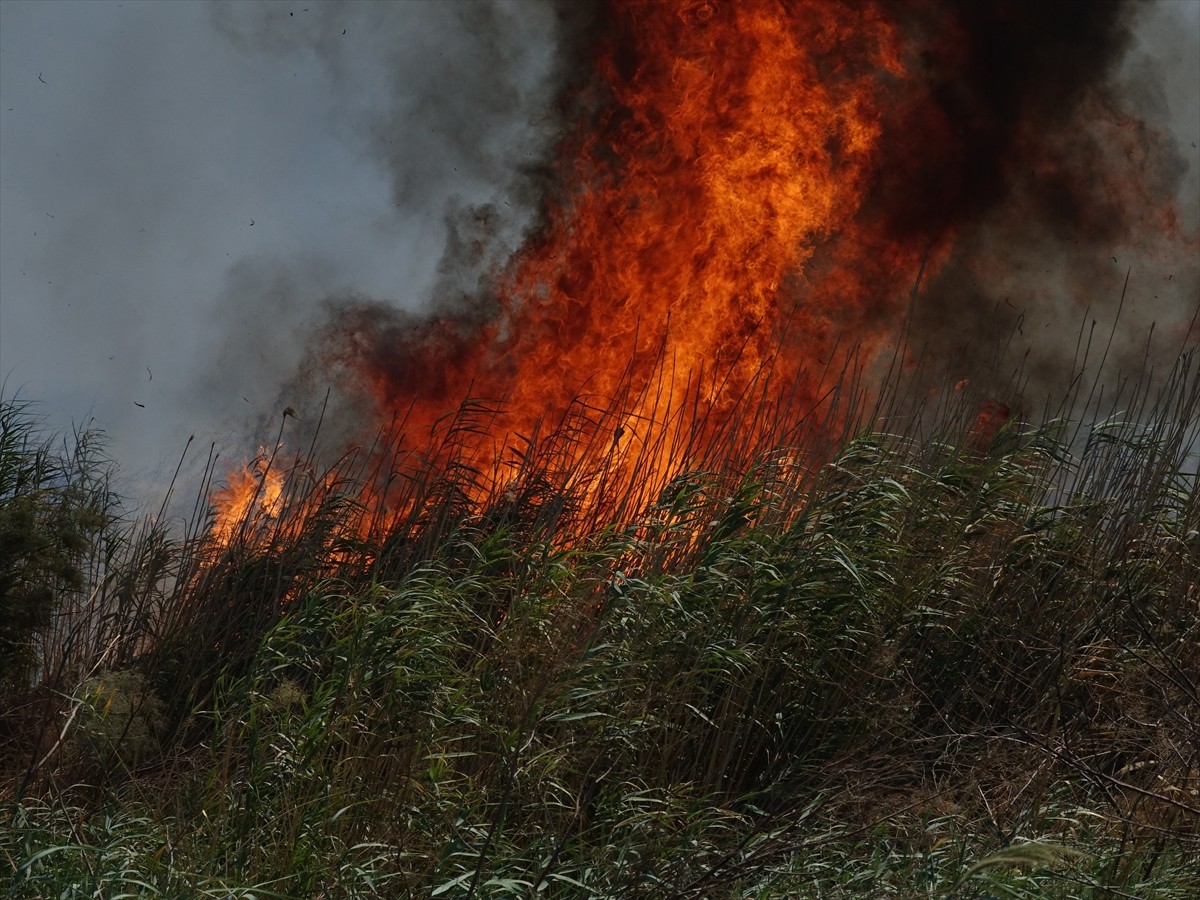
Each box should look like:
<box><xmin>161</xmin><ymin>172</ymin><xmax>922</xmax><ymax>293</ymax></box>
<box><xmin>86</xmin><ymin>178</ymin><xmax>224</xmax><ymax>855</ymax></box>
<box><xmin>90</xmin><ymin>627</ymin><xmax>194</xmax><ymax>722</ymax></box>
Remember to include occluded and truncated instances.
<box><xmin>4</xmin><ymin>1</ymin><xmax>1199</xmax><ymax>895</ymax></box>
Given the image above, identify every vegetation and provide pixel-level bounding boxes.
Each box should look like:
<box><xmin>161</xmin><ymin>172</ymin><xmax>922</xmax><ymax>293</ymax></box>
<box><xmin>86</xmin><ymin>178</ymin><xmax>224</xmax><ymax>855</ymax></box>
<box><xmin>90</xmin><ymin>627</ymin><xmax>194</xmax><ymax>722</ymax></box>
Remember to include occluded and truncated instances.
<box><xmin>1</xmin><ymin>343</ymin><xmax>1197</xmax><ymax>898</ymax></box>
<box><xmin>0</xmin><ymin>399</ymin><xmax>119</xmax><ymax>690</ymax></box>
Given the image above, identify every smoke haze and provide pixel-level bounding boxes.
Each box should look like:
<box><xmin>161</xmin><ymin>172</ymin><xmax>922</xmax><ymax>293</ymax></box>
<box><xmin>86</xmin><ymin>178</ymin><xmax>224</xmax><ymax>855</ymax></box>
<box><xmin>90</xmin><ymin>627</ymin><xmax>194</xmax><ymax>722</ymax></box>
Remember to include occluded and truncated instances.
<box><xmin>890</xmin><ymin>0</ymin><xmax>1200</xmax><ymax>396</ymax></box>
<box><xmin>0</xmin><ymin>0</ymin><xmax>579</xmax><ymax>507</ymax></box>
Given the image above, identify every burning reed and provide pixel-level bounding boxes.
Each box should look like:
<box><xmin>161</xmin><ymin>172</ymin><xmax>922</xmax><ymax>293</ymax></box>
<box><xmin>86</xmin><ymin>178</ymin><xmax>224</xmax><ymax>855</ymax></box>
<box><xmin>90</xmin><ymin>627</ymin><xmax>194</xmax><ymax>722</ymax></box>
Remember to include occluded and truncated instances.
<box><xmin>3</xmin><ymin>336</ymin><xmax>1197</xmax><ymax>896</ymax></box>
<box><xmin>3</xmin><ymin>0</ymin><xmax>1197</xmax><ymax>893</ymax></box>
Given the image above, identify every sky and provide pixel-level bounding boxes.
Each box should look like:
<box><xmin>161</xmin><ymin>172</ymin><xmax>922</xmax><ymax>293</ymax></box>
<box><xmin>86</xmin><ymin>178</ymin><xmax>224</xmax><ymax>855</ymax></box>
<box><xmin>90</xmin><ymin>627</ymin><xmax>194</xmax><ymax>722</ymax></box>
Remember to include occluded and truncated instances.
<box><xmin>1</xmin><ymin>0</ymin><xmax>565</xmax><ymax>509</ymax></box>
<box><xmin>1</xmin><ymin>0</ymin><xmax>1198</xmax><ymax>514</ymax></box>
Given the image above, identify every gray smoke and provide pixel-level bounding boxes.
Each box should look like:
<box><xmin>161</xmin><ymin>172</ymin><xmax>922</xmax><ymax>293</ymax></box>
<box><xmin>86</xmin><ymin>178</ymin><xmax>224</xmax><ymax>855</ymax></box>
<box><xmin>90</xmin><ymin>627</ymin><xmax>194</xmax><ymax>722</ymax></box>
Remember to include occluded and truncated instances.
<box><xmin>0</xmin><ymin>0</ymin><xmax>576</xmax><ymax>513</ymax></box>
<box><xmin>198</xmin><ymin>1</ymin><xmax>584</xmax><ymax>469</ymax></box>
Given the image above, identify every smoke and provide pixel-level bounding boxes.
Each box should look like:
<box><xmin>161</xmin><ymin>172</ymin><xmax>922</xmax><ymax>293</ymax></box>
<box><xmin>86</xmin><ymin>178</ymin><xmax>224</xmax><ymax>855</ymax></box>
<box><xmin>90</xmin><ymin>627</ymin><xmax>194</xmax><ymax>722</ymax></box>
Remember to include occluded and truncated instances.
<box><xmin>286</xmin><ymin>0</ymin><xmax>1198</xmax><ymax>450</ymax></box>
<box><xmin>199</xmin><ymin>1</ymin><xmax>597</xmax><ymax>446</ymax></box>
<box><xmin>254</xmin><ymin>0</ymin><xmax>1200</xmax><ymax>477</ymax></box>
<box><xmin>0</xmin><ymin>0</ymin><xmax>1194</xmax><ymax>512</ymax></box>
<box><xmin>0</xmin><ymin>1</ymin><xmax>586</xmax><ymax>508</ymax></box>
<box><xmin>882</xmin><ymin>0</ymin><xmax>1199</xmax><ymax>402</ymax></box>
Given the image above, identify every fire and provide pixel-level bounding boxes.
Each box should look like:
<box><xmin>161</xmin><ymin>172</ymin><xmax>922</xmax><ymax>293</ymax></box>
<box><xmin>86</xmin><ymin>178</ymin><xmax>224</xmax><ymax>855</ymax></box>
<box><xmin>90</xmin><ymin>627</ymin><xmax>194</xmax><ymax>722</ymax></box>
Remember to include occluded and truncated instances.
<box><xmin>335</xmin><ymin>1</ymin><xmax>937</xmax><ymax>482</ymax></box>
<box><xmin>210</xmin><ymin>0</ymin><xmax>1174</xmax><ymax>544</ymax></box>
<box><xmin>211</xmin><ymin>447</ymin><xmax>285</xmax><ymax>545</ymax></box>
<box><xmin>498</xmin><ymin>1</ymin><xmax>908</xmax><ymax>416</ymax></box>
<box><xmin>968</xmin><ymin>399</ymin><xmax>1012</xmax><ymax>453</ymax></box>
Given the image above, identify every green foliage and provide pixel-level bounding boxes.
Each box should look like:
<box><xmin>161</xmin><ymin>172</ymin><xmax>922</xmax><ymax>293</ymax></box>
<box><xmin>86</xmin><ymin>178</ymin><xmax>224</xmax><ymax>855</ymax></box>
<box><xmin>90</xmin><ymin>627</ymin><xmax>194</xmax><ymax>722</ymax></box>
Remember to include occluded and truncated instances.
<box><xmin>72</xmin><ymin>668</ymin><xmax>165</xmax><ymax>772</ymax></box>
<box><xmin>3</xmin><ymin>350</ymin><xmax>1198</xmax><ymax>896</ymax></box>
<box><xmin>0</xmin><ymin>396</ymin><xmax>118</xmax><ymax>689</ymax></box>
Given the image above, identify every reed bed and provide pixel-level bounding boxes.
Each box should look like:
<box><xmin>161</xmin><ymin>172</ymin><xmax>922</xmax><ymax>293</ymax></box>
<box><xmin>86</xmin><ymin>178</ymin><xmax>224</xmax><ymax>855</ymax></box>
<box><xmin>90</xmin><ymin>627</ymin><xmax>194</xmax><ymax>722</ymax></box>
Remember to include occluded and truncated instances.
<box><xmin>2</xmin><ymin>334</ymin><xmax>1197</xmax><ymax>897</ymax></box>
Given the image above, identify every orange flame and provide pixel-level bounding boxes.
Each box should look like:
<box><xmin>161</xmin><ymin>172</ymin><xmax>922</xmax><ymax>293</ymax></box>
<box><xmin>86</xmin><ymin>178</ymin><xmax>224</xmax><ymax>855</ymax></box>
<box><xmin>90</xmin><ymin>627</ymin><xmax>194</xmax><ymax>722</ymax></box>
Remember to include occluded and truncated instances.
<box><xmin>340</xmin><ymin>1</ymin><xmax>940</xmax><ymax>486</ymax></box>
<box><xmin>215</xmin><ymin>1</ymin><xmax>1154</xmax><ymax>543</ymax></box>
<box><xmin>211</xmin><ymin>447</ymin><xmax>285</xmax><ymax>545</ymax></box>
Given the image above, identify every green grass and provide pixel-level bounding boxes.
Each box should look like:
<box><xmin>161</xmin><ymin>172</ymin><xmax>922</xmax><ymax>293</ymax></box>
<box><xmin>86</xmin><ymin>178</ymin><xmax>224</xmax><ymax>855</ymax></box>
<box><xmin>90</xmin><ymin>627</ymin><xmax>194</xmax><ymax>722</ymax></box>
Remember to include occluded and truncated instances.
<box><xmin>1</xmin><ymin>342</ymin><xmax>1197</xmax><ymax>897</ymax></box>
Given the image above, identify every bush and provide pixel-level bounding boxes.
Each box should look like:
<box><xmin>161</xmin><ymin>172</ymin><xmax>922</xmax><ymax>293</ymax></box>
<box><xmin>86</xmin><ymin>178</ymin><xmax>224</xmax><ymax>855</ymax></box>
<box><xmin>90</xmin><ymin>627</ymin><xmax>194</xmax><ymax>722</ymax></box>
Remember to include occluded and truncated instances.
<box><xmin>0</xmin><ymin>396</ymin><xmax>118</xmax><ymax>692</ymax></box>
<box><xmin>71</xmin><ymin>668</ymin><xmax>165</xmax><ymax>773</ymax></box>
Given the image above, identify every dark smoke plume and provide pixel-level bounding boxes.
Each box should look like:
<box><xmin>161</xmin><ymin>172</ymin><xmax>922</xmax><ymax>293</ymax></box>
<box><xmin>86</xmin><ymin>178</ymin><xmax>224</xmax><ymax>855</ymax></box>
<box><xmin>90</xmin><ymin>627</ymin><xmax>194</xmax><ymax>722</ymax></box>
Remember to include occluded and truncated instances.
<box><xmin>879</xmin><ymin>0</ymin><xmax>1196</xmax><ymax>402</ymax></box>
<box><xmin>244</xmin><ymin>0</ymin><xmax>1196</xmax><ymax>460</ymax></box>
